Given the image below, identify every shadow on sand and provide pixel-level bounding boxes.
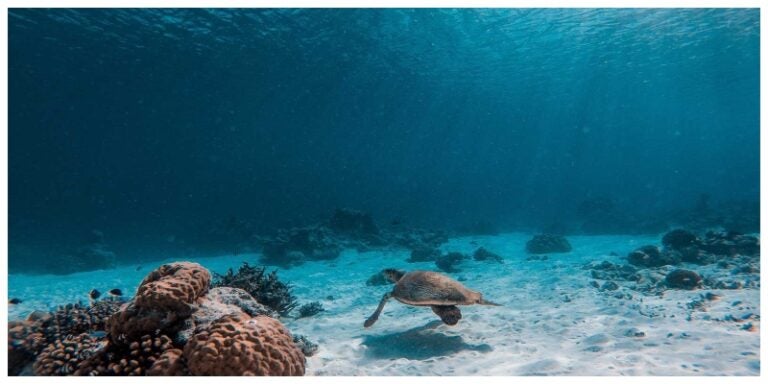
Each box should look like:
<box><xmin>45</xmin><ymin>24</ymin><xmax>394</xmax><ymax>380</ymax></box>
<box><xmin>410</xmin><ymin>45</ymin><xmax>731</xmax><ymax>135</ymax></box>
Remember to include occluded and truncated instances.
<box><xmin>362</xmin><ymin>321</ymin><xmax>493</xmax><ymax>360</ymax></box>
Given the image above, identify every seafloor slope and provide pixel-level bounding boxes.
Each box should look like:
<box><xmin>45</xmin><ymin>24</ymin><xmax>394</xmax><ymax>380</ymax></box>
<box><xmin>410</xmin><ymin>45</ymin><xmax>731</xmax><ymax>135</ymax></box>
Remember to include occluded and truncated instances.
<box><xmin>8</xmin><ymin>233</ymin><xmax>760</xmax><ymax>375</ymax></box>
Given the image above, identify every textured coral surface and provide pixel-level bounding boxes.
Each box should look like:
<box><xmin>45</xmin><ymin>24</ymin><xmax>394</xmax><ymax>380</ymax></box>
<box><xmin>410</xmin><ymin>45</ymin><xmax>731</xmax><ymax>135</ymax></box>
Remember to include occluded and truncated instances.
<box><xmin>34</xmin><ymin>334</ymin><xmax>104</xmax><ymax>376</ymax></box>
<box><xmin>184</xmin><ymin>314</ymin><xmax>305</xmax><ymax>376</ymax></box>
<box><xmin>136</xmin><ymin>262</ymin><xmax>211</xmax><ymax>313</ymax></box>
<box><xmin>11</xmin><ymin>261</ymin><xmax>307</xmax><ymax>376</ymax></box>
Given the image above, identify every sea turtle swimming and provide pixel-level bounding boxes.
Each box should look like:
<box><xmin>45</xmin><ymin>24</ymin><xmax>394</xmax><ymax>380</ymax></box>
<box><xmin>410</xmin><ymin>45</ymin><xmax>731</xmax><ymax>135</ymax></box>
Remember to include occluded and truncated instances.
<box><xmin>364</xmin><ymin>269</ymin><xmax>500</xmax><ymax>327</ymax></box>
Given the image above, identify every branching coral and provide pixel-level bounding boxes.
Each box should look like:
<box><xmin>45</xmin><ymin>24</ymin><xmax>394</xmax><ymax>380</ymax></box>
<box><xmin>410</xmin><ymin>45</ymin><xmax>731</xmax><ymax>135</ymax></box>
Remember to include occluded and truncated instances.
<box><xmin>297</xmin><ymin>301</ymin><xmax>324</xmax><ymax>318</ymax></box>
<box><xmin>292</xmin><ymin>334</ymin><xmax>319</xmax><ymax>357</ymax></box>
<box><xmin>212</xmin><ymin>263</ymin><xmax>298</xmax><ymax>316</ymax></box>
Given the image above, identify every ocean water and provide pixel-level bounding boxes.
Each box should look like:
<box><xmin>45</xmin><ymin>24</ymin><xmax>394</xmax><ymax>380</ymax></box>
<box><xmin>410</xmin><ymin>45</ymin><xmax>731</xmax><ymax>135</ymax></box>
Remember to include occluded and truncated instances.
<box><xmin>6</xmin><ymin>8</ymin><xmax>760</xmax><ymax>376</ymax></box>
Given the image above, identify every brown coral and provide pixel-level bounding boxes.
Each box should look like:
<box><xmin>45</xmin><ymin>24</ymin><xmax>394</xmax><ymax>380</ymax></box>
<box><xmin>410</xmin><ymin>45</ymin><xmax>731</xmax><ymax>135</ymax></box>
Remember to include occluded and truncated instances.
<box><xmin>147</xmin><ymin>348</ymin><xmax>187</xmax><ymax>376</ymax></box>
<box><xmin>86</xmin><ymin>300</ymin><xmax>123</xmax><ymax>331</ymax></box>
<box><xmin>183</xmin><ymin>314</ymin><xmax>305</xmax><ymax>376</ymax></box>
<box><xmin>75</xmin><ymin>334</ymin><xmax>175</xmax><ymax>376</ymax></box>
<box><xmin>136</xmin><ymin>262</ymin><xmax>211</xmax><ymax>314</ymax></box>
<box><xmin>8</xmin><ymin>319</ymin><xmax>48</xmax><ymax>375</ymax></box>
<box><xmin>33</xmin><ymin>333</ymin><xmax>105</xmax><ymax>376</ymax></box>
<box><xmin>44</xmin><ymin>303</ymin><xmax>93</xmax><ymax>341</ymax></box>
<box><xmin>108</xmin><ymin>262</ymin><xmax>211</xmax><ymax>344</ymax></box>
<box><xmin>106</xmin><ymin>301</ymin><xmax>182</xmax><ymax>344</ymax></box>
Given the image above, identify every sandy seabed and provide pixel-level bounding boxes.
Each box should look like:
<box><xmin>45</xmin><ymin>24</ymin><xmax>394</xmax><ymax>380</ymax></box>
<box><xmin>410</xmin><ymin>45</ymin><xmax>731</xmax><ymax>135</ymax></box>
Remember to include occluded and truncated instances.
<box><xmin>8</xmin><ymin>233</ymin><xmax>760</xmax><ymax>375</ymax></box>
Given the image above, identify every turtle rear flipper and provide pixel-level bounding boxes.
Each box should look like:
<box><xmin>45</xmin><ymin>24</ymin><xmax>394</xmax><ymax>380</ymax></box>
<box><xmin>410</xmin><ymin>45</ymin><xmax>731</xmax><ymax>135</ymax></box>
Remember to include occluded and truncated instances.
<box><xmin>364</xmin><ymin>292</ymin><xmax>392</xmax><ymax>328</ymax></box>
<box><xmin>477</xmin><ymin>298</ymin><xmax>501</xmax><ymax>306</ymax></box>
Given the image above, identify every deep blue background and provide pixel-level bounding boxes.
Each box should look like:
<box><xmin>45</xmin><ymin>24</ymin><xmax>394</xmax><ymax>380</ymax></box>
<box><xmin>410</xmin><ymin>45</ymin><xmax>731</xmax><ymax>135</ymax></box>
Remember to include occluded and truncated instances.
<box><xmin>9</xmin><ymin>9</ymin><xmax>760</xmax><ymax>266</ymax></box>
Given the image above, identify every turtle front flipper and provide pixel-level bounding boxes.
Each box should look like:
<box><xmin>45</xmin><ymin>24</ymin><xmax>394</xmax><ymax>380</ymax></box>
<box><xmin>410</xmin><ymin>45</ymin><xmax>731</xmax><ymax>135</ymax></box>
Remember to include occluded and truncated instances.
<box><xmin>431</xmin><ymin>305</ymin><xmax>462</xmax><ymax>325</ymax></box>
<box><xmin>364</xmin><ymin>292</ymin><xmax>393</xmax><ymax>328</ymax></box>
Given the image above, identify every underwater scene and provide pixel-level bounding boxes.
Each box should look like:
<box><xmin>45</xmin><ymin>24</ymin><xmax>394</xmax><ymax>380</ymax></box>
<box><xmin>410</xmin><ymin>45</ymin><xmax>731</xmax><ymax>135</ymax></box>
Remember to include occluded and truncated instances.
<box><xmin>6</xmin><ymin>8</ymin><xmax>760</xmax><ymax>376</ymax></box>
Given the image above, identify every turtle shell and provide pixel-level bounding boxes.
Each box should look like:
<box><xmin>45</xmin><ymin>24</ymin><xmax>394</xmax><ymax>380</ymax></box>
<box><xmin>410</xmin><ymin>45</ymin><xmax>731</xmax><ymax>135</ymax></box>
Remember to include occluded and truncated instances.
<box><xmin>392</xmin><ymin>271</ymin><xmax>481</xmax><ymax>306</ymax></box>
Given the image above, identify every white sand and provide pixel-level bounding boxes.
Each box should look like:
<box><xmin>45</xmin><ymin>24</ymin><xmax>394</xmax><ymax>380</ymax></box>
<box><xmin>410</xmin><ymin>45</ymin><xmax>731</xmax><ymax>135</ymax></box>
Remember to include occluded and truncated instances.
<box><xmin>8</xmin><ymin>233</ymin><xmax>760</xmax><ymax>375</ymax></box>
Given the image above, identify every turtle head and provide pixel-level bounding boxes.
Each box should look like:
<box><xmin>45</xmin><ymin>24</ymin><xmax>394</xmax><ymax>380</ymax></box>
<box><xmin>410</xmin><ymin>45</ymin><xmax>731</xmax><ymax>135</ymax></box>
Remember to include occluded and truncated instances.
<box><xmin>382</xmin><ymin>268</ymin><xmax>405</xmax><ymax>283</ymax></box>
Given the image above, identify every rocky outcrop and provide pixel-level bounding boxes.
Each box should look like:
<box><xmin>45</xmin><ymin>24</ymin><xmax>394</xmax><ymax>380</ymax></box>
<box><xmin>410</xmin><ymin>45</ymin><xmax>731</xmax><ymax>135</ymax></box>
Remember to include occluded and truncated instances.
<box><xmin>526</xmin><ymin>234</ymin><xmax>572</xmax><ymax>254</ymax></box>
<box><xmin>472</xmin><ymin>247</ymin><xmax>504</xmax><ymax>263</ymax></box>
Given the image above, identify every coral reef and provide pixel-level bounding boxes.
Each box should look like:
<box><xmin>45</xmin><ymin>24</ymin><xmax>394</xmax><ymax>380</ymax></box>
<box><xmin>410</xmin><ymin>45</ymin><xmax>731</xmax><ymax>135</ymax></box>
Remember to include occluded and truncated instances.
<box><xmin>664</xmin><ymin>269</ymin><xmax>703</xmax><ymax>290</ymax></box>
<box><xmin>407</xmin><ymin>245</ymin><xmax>441</xmax><ymax>262</ymax></box>
<box><xmin>175</xmin><ymin>286</ymin><xmax>277</xmax><ymax>345</ymax></box>
<box><xmin>243</xmin><ymin>209</ymin><xmax>449</xmax><ymax>268</ymax></box>
<box><xmin>662</xmin><ymin>229</ymin><xmax>700</xmax><ymax>250</ymax></box>
<box><xmin>525</xmin><ymin>234</ymin><xmax>572</xmax><ymax>254</ymax></box>
<box><xmin>586</xmin><ymin>261</ymin><xmax>640</xmax><ymax>282</ymax></box>
<box><xmin>472</xmin><ymin>247</ymin><xmax>504</xmax><ymax>263</ymax></box>
<box><xmin>629</xmin><ymin>230</ymin><xmax>759</xmax><ymax>269</ymax></box>
<box><xmin>699</xmin><ymin>230</ymin><xmax>759</xmax><ymax>257</ymax></box>
<box><xmin>8</xmin><ymin>318</ymin><xmax>48</xmax><ymax>375</ymax></box>
<box><xmin>297</xmin><ymin>301</ymin><xmax>325</xmax><ymax>318</ymax></box>
<box><xmin>435</xmin><ymin>252</ymin><xmax>466</xmax><ymax>272</ymax></box>
<box><xmin>260</xmin><ymin>226</ymin><xmax>342</xmax><ymax>267</ymax></box>
<box><xmin>183</xmin><ymin>314</ymin><xmax>305</xmax><ymax>376</ymax></box>
<box><xmin>135</xmin><ymin>262</ymin><xmax>211</xmax><ymax>314</ymax></box>
<box><xmin>146</xmin><ymin>348</ymin><xmax>187</xmax><ymax>376</ymax></box>
<box><xmin>44</xmin><ymin>303</ymin><xmax>95</xmax><ymax>340</ymax></box>
<box><xmin>392</xmin><ymin>229</ymin><xmax>448</xmax><ymax>252</ymax></box>
<box><xmin>203</xmin><ymin>286</ymin><xmax>277</xmax><ymax>318</ymax></box>
<box><xmin>627</xmin><ymin>245</ymin><xmax>680</xmax><ymax>268</ymax></box>
<box><xmin>75</xmin><ymin>334</ymin><xmax>175</xmax><ymax>376</ymax></box>
<box><xmin>587</xmin><ymin>229</ymin><xmax>759</xmax><ymax>297</ymax></box>
<box><xmin>7</xmin><ymin>298</ymin><xmax>123</xmax><ymax>375</ymax></box>
<box><xmin>671</xmin><ymin>198</ymin><xmax>759</xmax><ymax>234</ymax></box>
<box><xmin>212</xmin><ymin>263</ymin><xmax>298</xmax><ymax>316</ymax></box>
<box><xmin>292</xmin><ymin>335</ymin><xmax>319</xmax><ymax>357</ymax></box>
<box><xmin>87</xmin><ymin>300</ymin><xmax>124</xmax><ymax>331</ymax></box>
<box><xmin>34</xmin><ymin>333</ymin><xmax>104</xmax><ymax>376</ymax></box>
<box><xmin>10</xmin><ymin>261</ymin><xmax>308</xmax><ymax>376</ymax></box>
<box><xmin>108</xmin><ymin>262</ymin><xmax>211</xmax><ymax>343</ymax></box>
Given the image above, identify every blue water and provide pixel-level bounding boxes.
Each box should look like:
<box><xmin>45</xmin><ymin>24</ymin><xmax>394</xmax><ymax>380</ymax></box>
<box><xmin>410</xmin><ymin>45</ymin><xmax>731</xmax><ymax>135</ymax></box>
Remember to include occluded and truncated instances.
<box><xmin>9</xmin><ymin>8</ymin><xmax>759</xmax><ymax>270</ymax></box>
<box><xmin>6</xmin><ymin>9</ymin><xmax>762</xmax><ymax>376</ymax></box>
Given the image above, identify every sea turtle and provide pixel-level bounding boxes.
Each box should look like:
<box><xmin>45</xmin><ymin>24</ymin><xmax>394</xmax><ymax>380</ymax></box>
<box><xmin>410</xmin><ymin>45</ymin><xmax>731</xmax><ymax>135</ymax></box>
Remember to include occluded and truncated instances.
<box><xmin>363</xmin><ymin>269</ymin><xmax>500</xmax><ymax>327</ymax></box>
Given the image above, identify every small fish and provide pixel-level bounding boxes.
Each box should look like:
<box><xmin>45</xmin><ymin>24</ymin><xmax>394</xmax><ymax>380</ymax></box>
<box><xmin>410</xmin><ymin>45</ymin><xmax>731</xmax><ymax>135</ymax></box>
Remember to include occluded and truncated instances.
<box><xmin>108</xmin><ymin>288</ymin><xmax>123</xmax><ymax>297</ymax></box>
<box><xmin>9</xmin><ymin>298</ymin><xmax>22</xmax><ymax>305</ymax></box>
<box><xmin>89</xmin><ymin>289</ymin><xmax>101</xmax><ymax>300</ymax></box>
<box><xmin>135</xmin><ymin>266</ymin><xmax>142</xmax><ymax>271</ymax></box>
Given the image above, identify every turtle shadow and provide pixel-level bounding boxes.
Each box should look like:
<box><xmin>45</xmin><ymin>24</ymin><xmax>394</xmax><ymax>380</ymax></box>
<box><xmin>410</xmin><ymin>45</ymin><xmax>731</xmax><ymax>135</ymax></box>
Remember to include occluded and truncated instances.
<box><xmin>362</xmin><ymin>321</ymin><xmax>493</xmax><ymax>360</ymax></box>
